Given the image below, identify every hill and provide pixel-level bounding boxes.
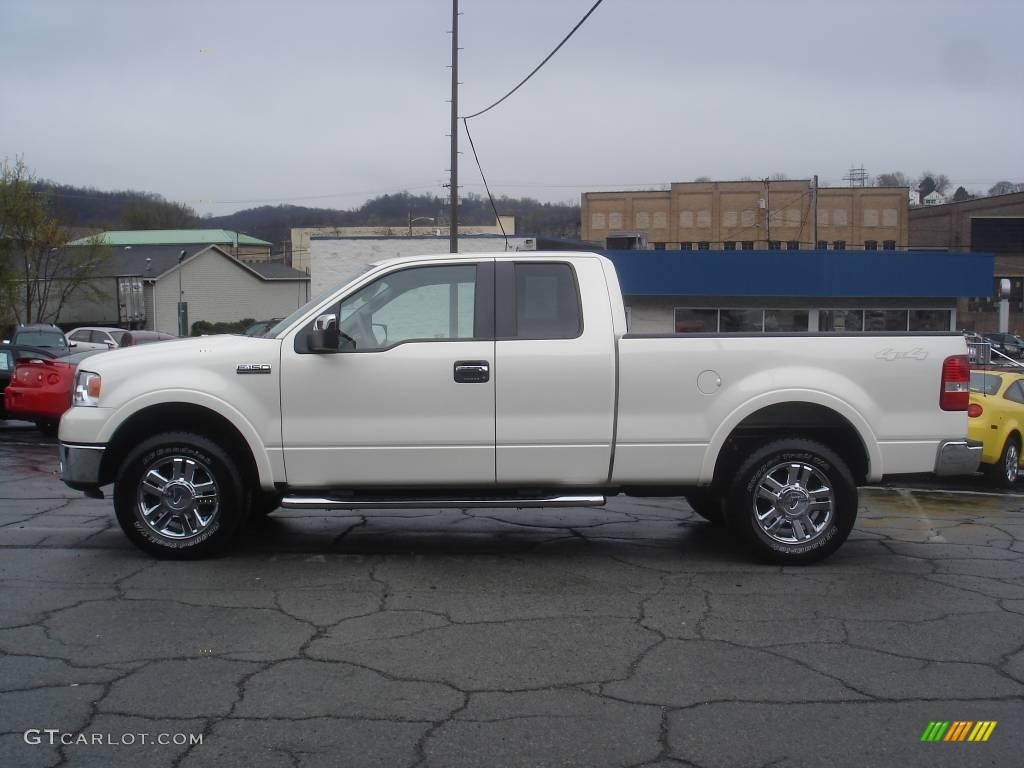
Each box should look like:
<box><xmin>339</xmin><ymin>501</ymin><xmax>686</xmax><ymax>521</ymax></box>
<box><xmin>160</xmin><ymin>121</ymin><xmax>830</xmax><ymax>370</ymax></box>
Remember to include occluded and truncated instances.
<box><xmin>39</xmin><ymin>182</ymin><xmax>581</xmax><ymax>248</ymax></box>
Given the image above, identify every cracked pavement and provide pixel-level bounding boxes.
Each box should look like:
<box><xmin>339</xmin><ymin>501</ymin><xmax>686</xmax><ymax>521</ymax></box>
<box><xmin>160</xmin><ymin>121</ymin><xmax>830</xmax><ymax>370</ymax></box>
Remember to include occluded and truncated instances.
<box><xmin>1</xmin><ymin>424</ymin><xmax>1023</xmax><ymax>767</ymax></box>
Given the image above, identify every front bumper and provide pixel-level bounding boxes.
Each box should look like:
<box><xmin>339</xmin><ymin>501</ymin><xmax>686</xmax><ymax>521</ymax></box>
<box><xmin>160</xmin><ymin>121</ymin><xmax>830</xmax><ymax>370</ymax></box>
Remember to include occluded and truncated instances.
<box><xmin>59</xmin><ymin>442</ymin><xmax>105</xmax><ymax>493</ymax></box>
<box><xmin>934</xmin><ymin>439</ymin><xmax>983</xmax><ymax>476</ymax></box>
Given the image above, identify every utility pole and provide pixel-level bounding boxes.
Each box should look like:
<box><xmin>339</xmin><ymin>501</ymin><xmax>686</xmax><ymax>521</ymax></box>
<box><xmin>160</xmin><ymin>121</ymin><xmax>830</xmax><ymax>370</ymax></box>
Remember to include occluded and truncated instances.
<box><xmin>449</xmin><ymin>0</ymin><xmax>459</xmax><ymax>253</ymax></box>
<box><xmin>812</xmin><ymin>174</ymin><xmax>819</xmax><ymax>249</ymax></box>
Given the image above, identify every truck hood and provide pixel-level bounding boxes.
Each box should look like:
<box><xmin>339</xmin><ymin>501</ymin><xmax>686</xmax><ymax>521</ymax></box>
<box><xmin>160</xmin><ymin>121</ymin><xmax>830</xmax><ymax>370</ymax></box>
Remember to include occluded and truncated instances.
<box><xmin>79</xmin><ymin>334</ymin><xmax>281</xmax><ymax>382</ymax></box>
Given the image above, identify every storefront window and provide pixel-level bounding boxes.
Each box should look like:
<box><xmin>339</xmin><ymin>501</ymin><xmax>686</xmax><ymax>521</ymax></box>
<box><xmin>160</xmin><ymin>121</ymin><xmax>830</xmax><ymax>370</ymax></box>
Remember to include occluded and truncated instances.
<box><xmin>719</xmin><ymin>309</ymin><xmax>764</xmax><ymax>333</ymax></box>
<box><xmin>864</xmin><ymin>310</ymin><xmax>908</xmax><ymax>331</ymax></box>
<box><xmin>674</xmin><ymin>309</ymin><xmax>718</xmax><ymax>333</ymax></box>
<box><xmin>819</xmin><ymin>310</ymin><xmax>864</xmax><ymax>332</ymax></box>
<box><xmin>909</xmin><ymin>309</ymin><xmax>950</xmax><ymax>331</ymax></box>
<box><xmin>764</xmin><ymin>309</ymin><xmax>809</xmax><ymax>332</ymax></box>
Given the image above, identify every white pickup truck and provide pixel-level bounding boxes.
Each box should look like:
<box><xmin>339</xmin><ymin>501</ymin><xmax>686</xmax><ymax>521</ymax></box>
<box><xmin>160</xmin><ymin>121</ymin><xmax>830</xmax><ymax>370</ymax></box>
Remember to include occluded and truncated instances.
<box><xmin>59</xmin><ymin>251</ymin><xmax>980</xmax><ymax>564</ymax></box>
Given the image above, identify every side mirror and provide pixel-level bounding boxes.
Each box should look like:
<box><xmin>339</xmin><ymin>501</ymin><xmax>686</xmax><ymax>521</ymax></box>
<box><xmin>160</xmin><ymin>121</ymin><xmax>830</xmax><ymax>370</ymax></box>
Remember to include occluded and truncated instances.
<box><xmin>68</xmin><ymin>341</ymin><xmax>77</xmax><ymax>348</ymax></box>
<box><xmin>308</xmin><ymin>326</ymin><xmax>339</xmax><ymax>353</ymax></box>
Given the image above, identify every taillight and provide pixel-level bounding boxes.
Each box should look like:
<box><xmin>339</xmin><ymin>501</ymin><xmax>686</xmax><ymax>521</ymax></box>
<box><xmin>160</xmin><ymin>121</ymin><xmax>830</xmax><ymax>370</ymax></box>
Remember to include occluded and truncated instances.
<box><xmin>967</xmin><ymin>403</ymin><xmax>983</xmax><ymax>418</ymax></box>
<box><xmin>940</xmin><ymin>355</ymin><xmax>970</xmax><ymax>411</ymax></box>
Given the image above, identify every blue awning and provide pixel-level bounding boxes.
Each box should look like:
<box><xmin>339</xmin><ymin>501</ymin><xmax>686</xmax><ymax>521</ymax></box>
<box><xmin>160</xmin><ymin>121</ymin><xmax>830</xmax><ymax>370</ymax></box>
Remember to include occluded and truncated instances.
<box><xmin>606</xmin><ymin>249</ymin><xmax>993</xmax><ymax>298</ymax></box>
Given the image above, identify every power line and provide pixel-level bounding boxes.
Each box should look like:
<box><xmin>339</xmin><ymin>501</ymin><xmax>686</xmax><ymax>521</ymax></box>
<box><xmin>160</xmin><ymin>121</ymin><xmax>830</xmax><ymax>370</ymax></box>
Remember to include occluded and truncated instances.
<box><xmin>462</xmin><ymin>119</ymin><xmax>508</xmax><ymax>250</ymax></box>
<box><xmin>461</xmin><ymin>0</ymin><xmax>607</xmax><ymax>120</ymax></box>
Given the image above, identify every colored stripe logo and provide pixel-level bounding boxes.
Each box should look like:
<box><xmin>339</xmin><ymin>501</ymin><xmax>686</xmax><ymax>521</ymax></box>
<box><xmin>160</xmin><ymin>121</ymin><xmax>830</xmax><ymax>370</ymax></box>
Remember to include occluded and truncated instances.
<box><xmin>921</xmin><ymin>721</ymin><xmax>997</xmax><ymax>742</ymax></box>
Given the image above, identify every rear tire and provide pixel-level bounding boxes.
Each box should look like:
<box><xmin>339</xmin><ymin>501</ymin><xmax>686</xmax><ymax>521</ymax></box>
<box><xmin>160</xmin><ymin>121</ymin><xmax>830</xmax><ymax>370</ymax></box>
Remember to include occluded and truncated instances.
<box><xmin>726</xmin><ymin>438</ymin><xmax>857</xmax><ymax>566</ymax></box>
<box><xmin>684</xmin><ymin>490</ymin><xmax>725</xmax><ymax>525</ymax></box>
<box><xmin>113</xmin><ymin>432</ymin><xmax>246</xmax><ymax>559</ymax></box>
<box><xmin>985</xmin><ymin>436</ymin><xmax>1020</xmax><ymax>489</ymax></box>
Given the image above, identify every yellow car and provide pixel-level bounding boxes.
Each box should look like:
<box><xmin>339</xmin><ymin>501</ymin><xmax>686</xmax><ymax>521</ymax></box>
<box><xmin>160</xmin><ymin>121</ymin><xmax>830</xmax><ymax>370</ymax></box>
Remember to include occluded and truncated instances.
<box><xmin>968</xmin><ymin>370</ymin><xmax>1024</xmax><ymax>487</ymax></box>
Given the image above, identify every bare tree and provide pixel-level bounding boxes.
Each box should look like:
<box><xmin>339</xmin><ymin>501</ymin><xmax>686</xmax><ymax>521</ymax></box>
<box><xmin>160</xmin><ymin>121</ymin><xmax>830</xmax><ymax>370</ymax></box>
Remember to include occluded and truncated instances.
<box><xmin>988</xmin><ymin>181</ymin><xmax>1024</xmax><ymax>197</ymax></box>
<box><xmin>0</xmin><ymin>157</ymin><xmax>108</xmax><ymax>325</ymax></box>
<box><xmin>770</xmin><ymin>172</ymin><xmax>789</xmax><ymax>181</ymax></box>
<box><xmin>918</xmin><ymin>171</ymin><xmax>951</xmax><ymax>197</ymax></box>
<box><xmin>693</xmin><ymin>176</ymin><xmax>712</xmax><ymax>183</ymax></box>
<box><xmin>874</xmin><ymin>171</ymin><xmax>911</xmax><ymax>187</ymax></box>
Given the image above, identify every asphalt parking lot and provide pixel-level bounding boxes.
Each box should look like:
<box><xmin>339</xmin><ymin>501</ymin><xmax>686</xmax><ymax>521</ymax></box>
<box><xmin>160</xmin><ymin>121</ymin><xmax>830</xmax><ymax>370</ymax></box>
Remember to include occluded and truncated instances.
<box><xmin>1</xmin><ymin>422</ymin><xmax>1023</xmax><ymax>768</ymax></box>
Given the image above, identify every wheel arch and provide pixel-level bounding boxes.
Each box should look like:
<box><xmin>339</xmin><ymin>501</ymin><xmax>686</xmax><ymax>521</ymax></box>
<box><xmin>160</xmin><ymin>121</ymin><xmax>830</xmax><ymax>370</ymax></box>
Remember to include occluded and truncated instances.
<box><xmin>702</xmin><ymin>393</ymin><xmax>878</xmax><ymax>487</ymax></box>
<box><xmin>98</xmin><ymin>399</ymin><xmax>271</xmax><ymax>490</ymax></box>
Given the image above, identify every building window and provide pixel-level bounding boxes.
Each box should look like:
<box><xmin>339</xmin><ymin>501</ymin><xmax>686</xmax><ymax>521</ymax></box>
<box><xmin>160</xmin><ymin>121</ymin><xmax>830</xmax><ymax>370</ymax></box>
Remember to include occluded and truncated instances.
<box><xmin>909</xmin><ymin>309</ymin><xmax>951</xmax><ymax>331</ymax></box>
<box><xmin>698</xmin><ymin>241</ymin><xmax>710</xmax><ymax>250</ymax></box>
<box><xmin>719</xmin><ymin>309</ymin><xmax>765</xmax><ymax>333</ymax></box>
<box><xmin>864</xmin><ymin>309</ymin><xmax>908</xmax><ymax>331</ymax></box>
<box><xmin>723</xmin><ymin>241</ymin><xmax>736</xmax><ymax>250</ymax></box>
<box><xmin>768</xmin><ymin>240</ymin><xmax>781</xmax><ymax>250</ymax></box>
<box><xmin>653</xmin><ymin>242</ymin><xmax>665</xmax><ymax>250</ymax></box>
<box><xmin>833</xmin><ymin>240</ymin><xmax>846</xmax><ymax>250</ymax></box>
<box><xmin>816</xmin><ymin>240</ymin><xmax>828</xmax><ymax>250</ymax></box>
<box><xmin>786</xmin><ymin>240</ymin><xmax>800</xmax><ymax>250</ymax></box>
<box><xmin>764</xmin><ymin>309</ymin><xmax>810</xmax><ymax>332</ymax></box>
<box><xmin>674</xmin><ymin>308</ymin><xmax>718</xmax><ymax>333</ymax></box>
<box><xmin>680</xmin><ymin>241</ymin><xmax>693</xmax><ymax>250</ymax></box>
<box><xmin>741</xmin><ymin>241</ymin><xmax>754</xmax><ymax>250</ymax></box>
<box><xmin>819</xmin><ymin>309</ymin><xmax>864</xmax><ymax>332</ymax></box>
<box><xmin>883</xmin><ymin>239</ymin><xmax>896</xmax><ymax>250</ymax></box>
<box><xmin>864</xmin><ymin>240</ymin><xmax>878</xmax><ymax>251</ymax></box>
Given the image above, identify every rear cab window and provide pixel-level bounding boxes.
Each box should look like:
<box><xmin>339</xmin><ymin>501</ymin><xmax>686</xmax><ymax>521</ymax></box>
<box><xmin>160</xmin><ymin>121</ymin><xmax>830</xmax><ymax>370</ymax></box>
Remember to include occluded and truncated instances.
<box><xmin>970</xmin><ymin>372</ymin><xmax>1003</xmax><ymax>395</ymax></box>
<box><xmin>497</xmin><ymin>261</ymin><xmax>583</xmax><ymax>339</ymax></box>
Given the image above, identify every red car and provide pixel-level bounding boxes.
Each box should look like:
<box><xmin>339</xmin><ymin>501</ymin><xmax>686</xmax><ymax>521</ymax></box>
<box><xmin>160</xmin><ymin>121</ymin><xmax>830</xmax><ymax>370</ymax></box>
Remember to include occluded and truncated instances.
<box><xmin>4</xmin><ymin>349</ymin><xmax>101</xmax><ymax>434</ymax></box>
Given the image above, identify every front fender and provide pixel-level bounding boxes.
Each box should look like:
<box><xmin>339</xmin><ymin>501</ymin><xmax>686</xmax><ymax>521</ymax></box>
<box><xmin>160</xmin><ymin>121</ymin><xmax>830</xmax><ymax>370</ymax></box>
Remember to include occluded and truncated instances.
<box><xmin>99</xmin><ymin>389</ymin><xmax>276</xmax><ymax>488</ymax></box>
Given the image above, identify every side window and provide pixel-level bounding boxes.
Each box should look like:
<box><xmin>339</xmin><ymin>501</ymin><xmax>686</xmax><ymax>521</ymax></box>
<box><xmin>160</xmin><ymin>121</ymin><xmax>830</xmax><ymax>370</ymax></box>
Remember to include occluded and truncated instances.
<box><xmin>335</xmin><ymin>264</ymin><xmax>478</xmax><ymax>351</ymax></box>
<box><xmin>89</xmin><ymin>331</ymin><xmax>106</xmax><ymax>344</ymax></box>
<box><xmin>0</xmin><ymin>350</ymin><xmax>11</xmax><ymax>372</ymax></box>
<box><xmin>70</xmin><ymin>330</ymin><xmax>89</xmax><ymax>341</ymax></box>
<box><xmin>513</xmin><ymin>263</ymin><xmax>582</xmax><ymax>339</ymax></box>
<box><xmin>1004</xmin><ymin>381</ymin><xmax>1024</xmax><ymax>404</ymax></box>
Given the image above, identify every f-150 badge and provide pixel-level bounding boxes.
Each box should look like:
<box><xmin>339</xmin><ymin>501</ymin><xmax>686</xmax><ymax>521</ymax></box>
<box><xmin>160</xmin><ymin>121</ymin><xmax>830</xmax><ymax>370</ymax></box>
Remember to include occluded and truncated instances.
<box><xmin>236</xmin><ymin>364</ymin><xmax>272</xmax><ymax>374</ymax></box>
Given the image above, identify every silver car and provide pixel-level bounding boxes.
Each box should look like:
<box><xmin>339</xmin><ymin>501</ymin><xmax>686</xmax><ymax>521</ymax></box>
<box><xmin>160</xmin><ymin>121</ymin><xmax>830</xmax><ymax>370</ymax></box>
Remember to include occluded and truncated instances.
<box><xmin>65</xmin><ymin>327</ymin><xmax>130</xmax><ymax>351</ymax></box>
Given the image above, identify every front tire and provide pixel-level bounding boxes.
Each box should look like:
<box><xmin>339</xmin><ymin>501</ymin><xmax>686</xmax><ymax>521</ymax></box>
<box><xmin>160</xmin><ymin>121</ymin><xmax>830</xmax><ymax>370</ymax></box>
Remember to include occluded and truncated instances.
<box><xmin>726</xmin><ymin>438</ymin><xmax>857</xmax><ymax>565</ymax></box>
<box><xmin>985</xmin><ymin>435</ymin><xmax>1020</xmax><ymax>489</ymax></box>
<box><xmin>113</xmin><ymin>432</ymin><xmax>247</xmax><ymax>559</ymax></box>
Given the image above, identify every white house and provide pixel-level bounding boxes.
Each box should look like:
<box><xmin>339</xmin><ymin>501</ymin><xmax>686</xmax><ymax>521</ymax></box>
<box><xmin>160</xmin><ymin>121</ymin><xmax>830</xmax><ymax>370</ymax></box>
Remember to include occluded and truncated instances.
<box><xmin>922</xmin><ymin>191</ymin><xmax>946</xmax><ymax>206</ymax></box>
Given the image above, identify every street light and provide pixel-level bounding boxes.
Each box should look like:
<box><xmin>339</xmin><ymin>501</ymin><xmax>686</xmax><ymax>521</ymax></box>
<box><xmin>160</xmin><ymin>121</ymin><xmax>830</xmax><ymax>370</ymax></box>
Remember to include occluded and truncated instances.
<box><xmin>408</xmin><ymin>215</ymin><xmax>436</xmax><ymax>236</ymax></box>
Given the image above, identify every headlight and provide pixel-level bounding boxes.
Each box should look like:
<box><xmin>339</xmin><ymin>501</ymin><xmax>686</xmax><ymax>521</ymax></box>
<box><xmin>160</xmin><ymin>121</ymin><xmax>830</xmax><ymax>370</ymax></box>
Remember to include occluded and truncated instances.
<box><xmin>73</xmin><ymin>370</ymin><xmax>101</xmax><ymax>407</ymax></box>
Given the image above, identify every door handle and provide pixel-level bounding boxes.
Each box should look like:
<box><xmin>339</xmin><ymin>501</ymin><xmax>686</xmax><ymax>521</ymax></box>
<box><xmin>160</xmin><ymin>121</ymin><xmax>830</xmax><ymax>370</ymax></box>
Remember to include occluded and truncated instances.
<box><xmin>454</xmin><ymin>360</ymin><xmax>489</xmax><ymax>383</ymax></box>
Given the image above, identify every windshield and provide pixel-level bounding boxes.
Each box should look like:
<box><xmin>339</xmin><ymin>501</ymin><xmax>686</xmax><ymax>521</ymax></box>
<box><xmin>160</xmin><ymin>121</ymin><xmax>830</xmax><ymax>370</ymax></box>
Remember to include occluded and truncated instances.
<box><xmin>108</xmin><ymin>330</ymin><xmax>128</xmax><ymax>345</ymax></box>
<box><xmin>263</xmin><ymin>264</ymin><xmax>375</xmax><ymax>337</ymax></box>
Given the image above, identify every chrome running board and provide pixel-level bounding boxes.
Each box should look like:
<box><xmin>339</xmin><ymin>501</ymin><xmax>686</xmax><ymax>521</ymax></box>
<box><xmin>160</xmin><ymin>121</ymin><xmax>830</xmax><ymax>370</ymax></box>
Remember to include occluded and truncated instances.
<box><xmin>279</xmin><ymin>494</ymin><xmax>607</xmax><ymax>510</ymax></box>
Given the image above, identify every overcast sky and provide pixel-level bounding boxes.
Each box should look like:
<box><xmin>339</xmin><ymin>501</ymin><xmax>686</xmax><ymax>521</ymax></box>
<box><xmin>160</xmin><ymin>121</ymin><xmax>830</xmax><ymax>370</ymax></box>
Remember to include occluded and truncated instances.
<box><xmin>2</xmin><ymin>0</ymin><xmax>1022</xmax><ymax>216</ymax></box>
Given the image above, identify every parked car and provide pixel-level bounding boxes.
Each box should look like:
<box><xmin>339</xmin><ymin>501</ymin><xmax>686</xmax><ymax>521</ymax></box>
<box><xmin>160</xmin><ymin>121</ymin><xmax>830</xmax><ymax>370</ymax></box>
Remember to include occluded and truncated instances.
<box><xmin>59</xmin><ymin>251</ymin><xmax>978</xmax><ymax>563</ymax></box>
<box><xmin>982</xmin><ymin>332</ymin><xmax>1024</xmax><ymax>359</ymax></box>
<box><xmin>968</xmin><ymin>369</ymin><xmax>1024</xmax><ymax>487</ymax></box>
<box><xmin>66</xmin><ymin>327</ymin><xmax>130</xmax><ymax>351</ymax></box>
<box><xmin>119</xmin><ymin>330</ymin><xmax>177</xmax><ymax>346</ymax></box>
<box><xmin>5</xmin><ymin>348</ymin><xmax>102</xmax><ymax>434</ymax></box>
<box><xmin>10</xmin><ymin>323</ymin><xmax>73</xmax><ymax>353</ymax></box>
<box><xmin>0</xmin><ymin>344</ymin><xmax>60</xmax><ymax>420</ymax></box>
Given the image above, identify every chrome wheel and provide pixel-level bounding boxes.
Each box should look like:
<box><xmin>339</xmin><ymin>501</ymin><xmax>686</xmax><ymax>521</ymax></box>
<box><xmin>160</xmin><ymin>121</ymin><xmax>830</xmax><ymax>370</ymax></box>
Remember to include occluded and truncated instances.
<box><xmin>752</xmin><ymin>461</ymin><xmax>834</xmax><ymax>545</ymax></box>
<box><xmin>1005</xmin><ymin>442</ymin><xmax>1019</xmax><ymax>483</ymax></box>
<box><xmin>136</xmin><ymin>455</ymin><xmax>220</xmax><ymax>539</ymax></box>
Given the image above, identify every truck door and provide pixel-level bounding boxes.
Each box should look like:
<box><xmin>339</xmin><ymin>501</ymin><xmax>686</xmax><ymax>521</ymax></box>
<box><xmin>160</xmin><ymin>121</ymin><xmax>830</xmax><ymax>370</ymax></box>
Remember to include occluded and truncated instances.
<box><xmin>281</xmin><ymin>261</ymin><xmax>496</xmax><ymax>488</ymax></box>
<box><xmin>494</xmin><ymin>259</ymin><xmax>616</xmax><ymax>485</ymax></box>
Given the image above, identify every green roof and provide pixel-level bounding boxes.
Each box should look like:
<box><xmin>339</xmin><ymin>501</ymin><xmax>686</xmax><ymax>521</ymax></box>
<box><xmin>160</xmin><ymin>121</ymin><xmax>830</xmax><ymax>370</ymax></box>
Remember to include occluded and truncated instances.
<box><xmin>67</xmin><ymin>229</ymin><xmax>272</xmax><ymax>247</ymax></box>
